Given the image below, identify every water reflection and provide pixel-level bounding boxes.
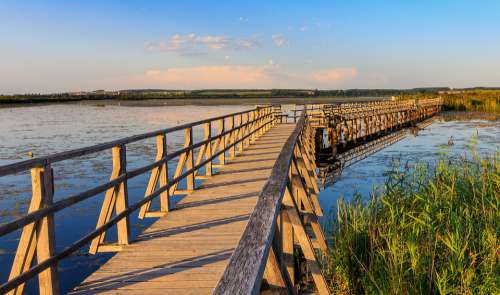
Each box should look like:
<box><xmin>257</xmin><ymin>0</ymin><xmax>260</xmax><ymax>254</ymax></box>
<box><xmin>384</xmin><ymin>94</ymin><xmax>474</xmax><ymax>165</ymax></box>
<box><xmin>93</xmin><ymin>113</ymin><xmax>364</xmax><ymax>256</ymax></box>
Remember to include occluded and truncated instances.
<box><xmin>317</xmin><ymin>112</ymin><xmax>499</xmax><ymax>224</ymax></box>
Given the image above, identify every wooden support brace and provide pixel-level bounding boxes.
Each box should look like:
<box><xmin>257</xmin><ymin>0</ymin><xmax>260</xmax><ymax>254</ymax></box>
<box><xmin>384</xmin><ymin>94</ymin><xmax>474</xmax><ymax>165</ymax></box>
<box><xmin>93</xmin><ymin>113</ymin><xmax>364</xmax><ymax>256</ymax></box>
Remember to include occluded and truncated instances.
<box><xmin>139</xmin><ymin>134</ymin><xmax>169</xmax><ymax>219</ymax></box>
<box><xmin>290</xmin><ymin>170</ymin><xmax>327</xmax><ymax>251</ymax></box>
<box><xmin>90</xmin><ymin>145</ymin><xmax>129</xmax><ymax>254</ymax></box>
<box><xmin>262</xmin><ymin>248</ymin><xmax>289</xmax><ymax>295</ymax></box>
<box><xmin>283</xmin><ymin>188</ymin><xmax>330</xmax><ymax>295</ymax></box>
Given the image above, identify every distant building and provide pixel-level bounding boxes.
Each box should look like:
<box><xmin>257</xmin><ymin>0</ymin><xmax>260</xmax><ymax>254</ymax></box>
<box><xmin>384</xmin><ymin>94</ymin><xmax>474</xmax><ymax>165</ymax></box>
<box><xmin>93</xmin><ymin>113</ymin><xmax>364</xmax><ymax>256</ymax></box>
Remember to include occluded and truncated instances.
<box><xmin>437</xmin><ymin>90</ymin><xmax>464</xmax><ymax>95</ymax></box>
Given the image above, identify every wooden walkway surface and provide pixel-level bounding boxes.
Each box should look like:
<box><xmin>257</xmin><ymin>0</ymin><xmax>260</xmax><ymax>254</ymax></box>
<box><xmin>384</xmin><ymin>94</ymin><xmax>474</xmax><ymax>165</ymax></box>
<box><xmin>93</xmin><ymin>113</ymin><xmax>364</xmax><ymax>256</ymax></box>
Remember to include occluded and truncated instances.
<box><xmin>71</xmin><ymin>124</ymin><xmax>295</xmax><ymax>294</ymax></box>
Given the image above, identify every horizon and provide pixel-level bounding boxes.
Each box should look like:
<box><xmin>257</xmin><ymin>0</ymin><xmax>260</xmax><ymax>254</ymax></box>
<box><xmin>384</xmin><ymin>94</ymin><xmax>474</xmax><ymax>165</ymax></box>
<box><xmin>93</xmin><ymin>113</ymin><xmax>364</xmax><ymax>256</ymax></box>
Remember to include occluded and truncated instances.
<box><xmin>4</xmin><ymin>86</ymin><xmax>500</xmax><ymax>96</ymax></box>
<box><xmin>1</xmin><ymin>1</ymin><xmax>500</xmax><ymax>94</ymax></box>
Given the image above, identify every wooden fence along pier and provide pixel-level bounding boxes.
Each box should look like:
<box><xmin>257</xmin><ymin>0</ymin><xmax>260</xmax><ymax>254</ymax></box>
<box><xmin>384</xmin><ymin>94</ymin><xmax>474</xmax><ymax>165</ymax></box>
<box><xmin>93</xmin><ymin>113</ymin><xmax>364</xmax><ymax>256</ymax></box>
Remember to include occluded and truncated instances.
<box><xmin>0</xmin><ymin>99</ymin><xmax>442</xmax><ymax>294</ymax></box>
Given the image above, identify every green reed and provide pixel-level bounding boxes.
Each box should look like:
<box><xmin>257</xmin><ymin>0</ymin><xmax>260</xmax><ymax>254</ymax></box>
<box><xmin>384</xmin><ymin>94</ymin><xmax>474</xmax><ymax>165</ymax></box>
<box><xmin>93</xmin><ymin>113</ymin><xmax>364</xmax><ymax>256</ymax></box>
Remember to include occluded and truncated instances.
<box><xmin>325</xmin><ymin>149</ymin><xmax>499</xmax><ymax>294</ymax></box>
<box><xmin>398</xmin><ymin>90</ymin><xmax>500</xmax><ymax>113</ymax></box>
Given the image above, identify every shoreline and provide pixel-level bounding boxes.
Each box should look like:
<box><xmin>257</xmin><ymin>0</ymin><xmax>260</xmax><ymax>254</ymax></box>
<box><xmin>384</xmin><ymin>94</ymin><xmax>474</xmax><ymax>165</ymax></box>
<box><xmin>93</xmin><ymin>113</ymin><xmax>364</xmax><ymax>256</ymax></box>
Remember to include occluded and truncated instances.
<box><xmin>0</xmin><ymin>96</ymin><xmax>386</xmax><ymax>108</ymax></box>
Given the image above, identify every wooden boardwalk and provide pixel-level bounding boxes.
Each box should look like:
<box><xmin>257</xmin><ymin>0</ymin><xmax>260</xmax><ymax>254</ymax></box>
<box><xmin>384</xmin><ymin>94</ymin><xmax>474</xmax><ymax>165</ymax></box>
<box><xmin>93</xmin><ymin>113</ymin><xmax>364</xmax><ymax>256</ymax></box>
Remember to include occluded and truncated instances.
<box><xmin>71</xmin><ymin>124</ymin><xmax>296</xmax><ymax>294</ymax></box>
<box><xmin>1</xmin><ymin>100</ymin><xmax>444</xmax><ymax>295</ymax></box>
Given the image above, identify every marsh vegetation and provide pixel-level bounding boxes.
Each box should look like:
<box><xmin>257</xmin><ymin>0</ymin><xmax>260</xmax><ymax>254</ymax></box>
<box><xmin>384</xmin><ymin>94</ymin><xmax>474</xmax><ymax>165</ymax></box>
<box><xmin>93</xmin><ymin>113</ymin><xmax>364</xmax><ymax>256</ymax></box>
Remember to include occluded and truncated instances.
<box><xmin>399</xmin><ymin>90</ymin><xmax>500</xmax><ymax>113</ymax></box>
<box><xmin>325</xmin><ymin>145</ymin><xmax>499</xmax><ymax>294</ymax></box>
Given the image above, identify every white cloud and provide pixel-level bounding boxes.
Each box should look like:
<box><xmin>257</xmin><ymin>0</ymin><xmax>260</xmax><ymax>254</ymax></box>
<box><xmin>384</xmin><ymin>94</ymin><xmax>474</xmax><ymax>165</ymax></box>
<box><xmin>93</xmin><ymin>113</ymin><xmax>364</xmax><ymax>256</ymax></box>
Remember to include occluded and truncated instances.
<box><xmin>310</xmin><ymin>68</ymin><xmax>359</xmax><ymax>83</ymax></box>
<box><xmin>128</xmin><ymin>64</ymin><xmax>359</xmax><ymax>89</ymax></box>
<box><xmin>146</xmin><ymin>34</ymin><xmax>259</xmax><ymax>55</ymax></box>
<box><xmin>271</xmin><ymin>34</ymin><xmax>289</xmax><ymax>47</ymax></box>
<box><xmin>140</xmin><ymin>65</ymin><xmax>272</xmax><ymax>88</ymax></box>
<box><xmin>239</xmin><ymin>16</ymin><xmax>248</xmax><ymax>22</ymax></box>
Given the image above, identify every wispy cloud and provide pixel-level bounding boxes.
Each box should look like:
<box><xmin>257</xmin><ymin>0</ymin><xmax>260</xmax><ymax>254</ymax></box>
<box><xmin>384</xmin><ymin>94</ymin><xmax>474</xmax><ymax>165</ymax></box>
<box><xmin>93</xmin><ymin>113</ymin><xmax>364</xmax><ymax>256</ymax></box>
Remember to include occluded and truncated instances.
<box><xmin>128</xmin><ymin>63</ymin><xmax>358</xmax><ymax>89</ymax></box>
<box><xmin>146</xmin><ymin>33</ymin><xmax>259</xmax><ymax>55</ymax></box>
<box><xmin>272</xmin><ymin>34</ymin><xmax>289</xmax><ymax>47</ymax></box>
<box><xmin>140</xmin><ymin>64</ymin><xmax>273</xmax><ymax>88</ymax></box>
<box><xmin>239</xmin><ymin>16</ymin><xmax>248</xmax><ymax>22</ymax></box>
<box><xmin>310</xmin><ymin>68</ymin><xmax>359</xmax><ymax>83</ymax></box>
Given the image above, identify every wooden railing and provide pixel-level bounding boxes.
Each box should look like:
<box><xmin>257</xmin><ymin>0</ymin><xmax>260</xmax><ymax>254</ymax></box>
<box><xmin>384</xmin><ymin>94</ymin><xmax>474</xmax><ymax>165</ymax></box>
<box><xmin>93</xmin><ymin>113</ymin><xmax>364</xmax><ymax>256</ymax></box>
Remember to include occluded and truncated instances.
<box><xmin>307</xmin><ymin>98</ymin><xmax>443</xmax><ymax>125</ymax></box>
<box><xmin>214</xmin><ymin>113</ymin><xmax>330</xmax><ymax>295</ymax></box>
<box><xmin>0</xmin><ymin>106</ymin><xmax>277</xmax><ymax>294</ymax></box>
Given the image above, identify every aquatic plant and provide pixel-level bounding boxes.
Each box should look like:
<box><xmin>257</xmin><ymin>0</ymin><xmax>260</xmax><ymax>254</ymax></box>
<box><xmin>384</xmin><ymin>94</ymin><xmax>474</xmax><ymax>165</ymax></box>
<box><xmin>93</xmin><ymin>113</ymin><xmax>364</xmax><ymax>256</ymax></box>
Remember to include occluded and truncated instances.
<box><xmin>325</xmin><ymin>149</ymin><xmax>499</xmax><ymax>294</ymax></box>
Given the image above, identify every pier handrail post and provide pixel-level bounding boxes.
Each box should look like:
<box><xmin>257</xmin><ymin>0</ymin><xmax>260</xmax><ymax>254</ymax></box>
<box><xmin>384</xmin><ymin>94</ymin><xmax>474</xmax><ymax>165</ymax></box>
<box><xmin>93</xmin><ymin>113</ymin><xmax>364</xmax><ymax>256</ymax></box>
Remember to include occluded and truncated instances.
<box><xmin>204</xmin><ymin>122</ymin><xmax>213</xmax><ymax>176</ymax></box>
<box><xmin>185</xmin><ymin>127</ymin><xmax>195</xmax><ymax>191</ymax></box>
<box><xmin>218</xmin><ymin>118</ymin><xmax>226</xmax><ymax>165</ymax></box>
<box><xmin>229</xmin><ymin>115</ymin><xmax>236</xmax><ymax>158</ymax></box>
<box><xmin>138</xmin><ymin>134</ymin><xmax>169</xmax><ymax>219</ymax></box>
<box><xmin>89</xmin><ymin>145</ymin><xmax>129</xmax><ymax>253</ymax></box>
<box><xmin>8</xmin><ymin>164</ymin><xmax>59</xmax><ymax>295</ymax></box>
<box><xmin>237</xmin><ymin>113</ymin><xmax>244</xmax><ymax>153</ymax></box>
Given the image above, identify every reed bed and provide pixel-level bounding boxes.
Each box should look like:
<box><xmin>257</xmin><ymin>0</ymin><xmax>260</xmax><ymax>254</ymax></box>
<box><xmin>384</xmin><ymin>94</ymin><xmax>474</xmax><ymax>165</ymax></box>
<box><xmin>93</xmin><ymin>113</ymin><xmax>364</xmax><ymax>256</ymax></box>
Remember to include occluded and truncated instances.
<box><xmin>325</xmin><ymin>148</ymin><xmax>499</xmax><ymax>294</ymax></box>
<box><xmin>398</xmin><ymin>90</ymin><xmax>500</xmax><ymax>113</ymax></box>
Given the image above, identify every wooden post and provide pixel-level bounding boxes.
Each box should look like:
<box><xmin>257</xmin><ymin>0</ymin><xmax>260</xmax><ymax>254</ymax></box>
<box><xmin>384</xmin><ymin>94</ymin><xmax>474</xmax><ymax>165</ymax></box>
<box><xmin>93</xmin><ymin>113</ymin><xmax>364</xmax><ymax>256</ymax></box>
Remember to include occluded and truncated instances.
<box><xmin>185</xmin><ymin>127</ymin><xmax>195</xmax><ymax>191</ymax></box>
<box><xmin>229</xmin><ymin>116</ymin><xmax>235</xmax><ymax>158</ymax></box>
<box><xmin>283</xmin><ymin>188</ymin><xmax>330</xmax><ymax>295</ymax></box>
<box><xmin>218</xmin><ymin>119</ymin><xmax>225</xmax><ymax>165</ymax></box>
<box><xmin>139</xmin><ymin>134</ymin><xmax>169</xmax><ymax>219</ymax></box>
<box><xmin>204</xmin><ymin>122</ymin><xmax>212</xmax><ymax>176</ymax></box>
<box><xmin>113</xmin><ymin>146</ymin><xmax>130</xmax><ymax>247</ymax></box>
<box><xmin>244</xmin><ymin>112</ymin><xmax>251</xmax><ymax>147</ymax></box>
<box><xmin>281</xmin><ymin>205</ymin><xmax>294</xmax><ymax>289</ymax></box>
<box><xmin>250</xmin><ymin>111</ymin><xmax>257</xmax><ymax>143</ymax></box>
<box><xmin>37</xmin><ymin>166</ymin><xmax>59</xmax><ymax>295</ymax></box>
<box><xmin>8</xmin><ymin>165</ymin><xmax>59</xmax><ymax>295</ymax></box>
<box><xmin>90</xmin><ymin>145</ymin><xmax>129</xmax><ymax>253</ymax></box>
<box><xmin>237</xmin><ymin>113</ymin><xmax>244</xmax><ymax>153</ymax></box>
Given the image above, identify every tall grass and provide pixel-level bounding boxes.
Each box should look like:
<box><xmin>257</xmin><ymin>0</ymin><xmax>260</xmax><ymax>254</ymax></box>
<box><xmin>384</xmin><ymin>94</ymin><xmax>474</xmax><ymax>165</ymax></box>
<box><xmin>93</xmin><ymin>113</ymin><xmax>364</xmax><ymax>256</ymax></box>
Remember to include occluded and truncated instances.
<box><xmin>325</xmin><ymin>148</ymin><xmax>499</xmax><ymax>294</ymax></box>
<box><xmin>398</xmin><ymin>90</ymin><xmax>500</xmax><ymax>113</ymax></box>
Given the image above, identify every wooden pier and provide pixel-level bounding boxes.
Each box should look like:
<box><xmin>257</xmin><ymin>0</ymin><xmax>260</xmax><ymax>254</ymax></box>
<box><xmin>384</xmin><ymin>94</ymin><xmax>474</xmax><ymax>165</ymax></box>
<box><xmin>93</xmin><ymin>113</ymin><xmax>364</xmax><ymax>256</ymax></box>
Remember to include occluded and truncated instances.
<box><xmin>0</xmin><ymin>98</ymin><xmax>442</xmax><ymax>295</ymax></box>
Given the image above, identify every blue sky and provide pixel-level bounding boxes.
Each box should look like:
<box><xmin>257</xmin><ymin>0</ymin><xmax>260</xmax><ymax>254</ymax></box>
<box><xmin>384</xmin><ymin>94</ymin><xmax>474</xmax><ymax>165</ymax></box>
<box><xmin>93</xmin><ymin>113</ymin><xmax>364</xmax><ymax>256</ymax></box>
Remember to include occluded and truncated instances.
<box><xmin>1</xmin><ymin>0</ymin><xmax>499</xmax><ymax>93</ymax></box>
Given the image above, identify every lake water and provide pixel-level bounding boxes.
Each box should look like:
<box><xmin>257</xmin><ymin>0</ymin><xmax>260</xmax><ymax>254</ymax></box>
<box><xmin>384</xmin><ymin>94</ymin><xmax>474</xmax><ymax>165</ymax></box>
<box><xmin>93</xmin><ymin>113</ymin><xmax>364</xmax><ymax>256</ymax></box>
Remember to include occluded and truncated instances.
<box><xmin>0</xmin><ymin>105</ymin><xmax>498</xmax><ymax>293</ymax></box>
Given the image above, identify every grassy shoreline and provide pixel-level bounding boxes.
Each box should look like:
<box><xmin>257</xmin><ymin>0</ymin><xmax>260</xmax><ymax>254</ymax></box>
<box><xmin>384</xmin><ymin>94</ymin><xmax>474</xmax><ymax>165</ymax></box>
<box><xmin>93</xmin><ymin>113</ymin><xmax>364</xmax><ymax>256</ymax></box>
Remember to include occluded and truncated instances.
<box><xmin>0</xmin><ymin>96</ymin><xmax>385</xmax><ymax>108</ymax></box>
<box><xmin>325</xmin><ymin>149</ymin><xmax>499</xmax><ymax>294</ymax></box>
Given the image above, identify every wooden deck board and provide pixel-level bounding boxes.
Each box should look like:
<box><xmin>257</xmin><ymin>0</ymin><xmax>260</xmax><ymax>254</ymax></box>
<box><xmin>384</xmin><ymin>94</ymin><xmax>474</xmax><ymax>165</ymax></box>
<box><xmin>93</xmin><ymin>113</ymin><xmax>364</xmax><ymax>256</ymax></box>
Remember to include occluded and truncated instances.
<box><xmin>71</xmin><ymin>124</ymin><xmax>295</xmax><ymax>294</ymax></box>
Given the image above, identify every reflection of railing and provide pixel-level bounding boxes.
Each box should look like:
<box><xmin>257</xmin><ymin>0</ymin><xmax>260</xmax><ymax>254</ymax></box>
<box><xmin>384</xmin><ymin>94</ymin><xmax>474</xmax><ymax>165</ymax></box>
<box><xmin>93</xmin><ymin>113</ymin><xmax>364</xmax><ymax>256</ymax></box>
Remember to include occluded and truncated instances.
<box><xmin>0</xmin><ymin>106</ymin><xmax>275</xmax><ymax>294</ymax></box>
<box><xmin>318</xmin><ymin>130</ymin><xmax>407</xmax><ymax>187</ymax></box>
<box><xmin>214</xmin><ymin>114</ymin><xmax>330</xmax><ymax>294</ymax></box>
<box><xmin>317</xmin><ymin>117</ymin><xmax>436</xmax><ymax>188</ymax></box>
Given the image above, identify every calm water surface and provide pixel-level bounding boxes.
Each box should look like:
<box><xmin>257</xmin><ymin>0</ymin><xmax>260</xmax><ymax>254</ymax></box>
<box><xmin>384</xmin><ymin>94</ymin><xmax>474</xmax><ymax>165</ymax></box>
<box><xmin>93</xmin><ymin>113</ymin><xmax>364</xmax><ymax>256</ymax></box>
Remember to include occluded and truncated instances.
<box><xmin>0</xmin><ymin>105</ymin><xmax>498</xmax><ymax>293</ymax></box>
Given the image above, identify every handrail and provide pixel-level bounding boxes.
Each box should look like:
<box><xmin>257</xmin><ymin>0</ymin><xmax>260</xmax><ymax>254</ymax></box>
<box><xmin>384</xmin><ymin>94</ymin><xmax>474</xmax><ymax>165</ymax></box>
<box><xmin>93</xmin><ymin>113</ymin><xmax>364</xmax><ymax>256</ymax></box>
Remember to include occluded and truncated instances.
<box><xmin>214</xmin><ymin>115</ymin><xmax>308</xmax><ymax>294</ymax></box>
<box><xmin>0</xmin><ymin>105</ymin><xmax>277</xmax><ymax>294</ymax></box>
